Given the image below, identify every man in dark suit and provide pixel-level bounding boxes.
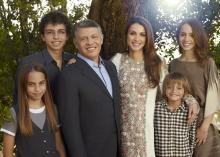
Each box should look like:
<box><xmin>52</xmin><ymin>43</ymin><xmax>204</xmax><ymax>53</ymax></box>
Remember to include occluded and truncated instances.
<box><xmin>55</xmin><ymin>19</ymin><xmax>121</xmax><ymax>157</ymax></box>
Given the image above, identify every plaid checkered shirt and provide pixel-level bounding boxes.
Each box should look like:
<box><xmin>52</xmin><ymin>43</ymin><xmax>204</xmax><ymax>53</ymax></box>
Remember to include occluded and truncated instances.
<box><xmin>154</xmin><ymin>100</ymin><xmax>197</xmax><ymax>157</ymax></box>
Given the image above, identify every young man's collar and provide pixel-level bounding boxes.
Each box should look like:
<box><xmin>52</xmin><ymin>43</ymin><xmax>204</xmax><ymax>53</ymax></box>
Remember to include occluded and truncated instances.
<box><xmin>43</xmin><ymin>48</ymin><xmax>70</xmax><ymax>66</ymax></box>
<box><xmin>42</xmin><ymin>49</ymin><xmax>54</xmax><ymax>63</ymax></box>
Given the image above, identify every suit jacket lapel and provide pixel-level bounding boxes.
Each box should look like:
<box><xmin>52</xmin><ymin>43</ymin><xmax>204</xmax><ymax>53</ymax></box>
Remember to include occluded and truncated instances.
<box><xmin>104</xmin><ymin>60</ymin><xmax>121</xmax><ymax>135</ymax></box>
<box><xmin>104</xmin><ymin>61</ymin><xmax>117</xmax><ymax>99</ymax></box>
<box><xmin>76</xmin><ymin>57</ymin><xmax>112</xmax><ymax>98</ymax></box>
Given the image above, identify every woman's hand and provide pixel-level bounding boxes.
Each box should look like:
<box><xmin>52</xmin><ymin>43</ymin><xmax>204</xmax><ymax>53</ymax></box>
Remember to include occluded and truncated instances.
<box><xmin>183</xmin><ymin>94</ymin><xmax>200</xmax><ymax>124</ymax></box>
<box><xmin>196</xmin><ymin>113</ymin><xmax>214</xmax><ymax>146</ymax></box>
<box><xmin>196</xmin><ymin>126</ymin><xmax>208</xmax><ymax>146</ymax></box>
<box><xmin>188</xmin><ymin>103</ymin><xmax>199</xmax><ymax>124</ymax></box>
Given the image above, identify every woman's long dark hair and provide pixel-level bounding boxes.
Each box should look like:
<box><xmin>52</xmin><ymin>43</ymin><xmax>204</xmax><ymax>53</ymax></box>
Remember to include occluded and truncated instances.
<box><xmin>125</xmin><ymin>16</ymin><xmax>162</xmax><ymax>88</ymax></box>
<box><xmin>176</xmin><ymin>18</ymin><xmax>208</xmax><ymax>65</ymax></box>
<box><xmin>18</xmin><ymin>63</ymin><xmax>58</xmax><ymax>136</ymax></box>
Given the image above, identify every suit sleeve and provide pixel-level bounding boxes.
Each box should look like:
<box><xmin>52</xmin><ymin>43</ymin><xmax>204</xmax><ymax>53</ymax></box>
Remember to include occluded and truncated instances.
<box><xmin>55</xmin><ymin>69</ymin><xmax>87</xmax><ymax>157</ymax></box>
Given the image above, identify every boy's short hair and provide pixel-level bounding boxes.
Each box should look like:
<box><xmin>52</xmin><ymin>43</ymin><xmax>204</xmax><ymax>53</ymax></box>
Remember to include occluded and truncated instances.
<box><xmin>39</xmin><ymin>10</ymin><xmax>71</xmax><ymax>36</ymax></box>
<box><xmin>73</xmin><ymin>19</ymin><xmax>103</xmax><ymax>38</ymax></box>
<box><xmin>162</xmin><ymin>72</ymin><xmax>192</xmax><ymax>99</ymax></box>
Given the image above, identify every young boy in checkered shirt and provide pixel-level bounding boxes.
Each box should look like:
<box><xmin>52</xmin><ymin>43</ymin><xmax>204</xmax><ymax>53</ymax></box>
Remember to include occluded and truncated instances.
<box><xmin>154</xmin><ymin>72</ymin><xmax>197</xmax><ymax>157</ymax></box>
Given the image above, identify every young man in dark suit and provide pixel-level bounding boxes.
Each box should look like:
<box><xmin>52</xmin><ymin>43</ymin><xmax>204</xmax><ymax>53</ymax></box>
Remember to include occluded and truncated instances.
<box><xmin>55</xmin><ymin>19</ymin><xmax>121</xmax><ymax>157</ymax></box>
<box><xmin>13</xmin><ymin>11</ymin><xmax>74</xmax><ymax>105</ymax></box>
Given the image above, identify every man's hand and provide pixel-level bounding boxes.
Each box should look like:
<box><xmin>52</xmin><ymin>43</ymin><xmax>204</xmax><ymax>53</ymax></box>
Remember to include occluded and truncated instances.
<box><xmin>68</xmin><ymin>58</ymin><xmax>76</xmax><ymax>64</ymax></box>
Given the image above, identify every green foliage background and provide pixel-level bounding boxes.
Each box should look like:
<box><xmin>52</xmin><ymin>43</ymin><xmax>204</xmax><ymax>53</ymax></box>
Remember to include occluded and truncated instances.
<box><xmin>0</xmin><ymin>0</ymin><xmax>89</xmax><ymax>127</ymax></box>
<box><xmin>146</xmin><ymin>0</ymin><xmax>220</xmax><ymax>63</ymax></box>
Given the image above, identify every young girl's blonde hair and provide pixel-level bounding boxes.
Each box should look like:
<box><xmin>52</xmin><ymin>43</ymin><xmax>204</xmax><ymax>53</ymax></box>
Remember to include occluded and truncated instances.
<box><xmin>162</xmin><ymin>72</ymin><xmax>192</xmax><ymax>100</ymax></box>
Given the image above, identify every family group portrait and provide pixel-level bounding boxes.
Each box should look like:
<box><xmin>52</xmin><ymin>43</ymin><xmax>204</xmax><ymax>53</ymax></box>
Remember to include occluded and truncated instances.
<box><xmin>0</xmin><ymin>0</ymin><xmax>220</xmax><ymax>157</ymax></box>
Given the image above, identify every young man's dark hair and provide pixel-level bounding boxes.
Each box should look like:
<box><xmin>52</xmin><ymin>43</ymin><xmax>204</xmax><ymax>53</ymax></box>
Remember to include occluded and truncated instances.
<box><xmin>13</xmin><ymin>10</ymin><xmax>74</xmax><ymax>107</ymax></box>
<box><xmin>39</xmin><ymin>10</ymin><xmax>71</xmax><ymax>36</ymax></box>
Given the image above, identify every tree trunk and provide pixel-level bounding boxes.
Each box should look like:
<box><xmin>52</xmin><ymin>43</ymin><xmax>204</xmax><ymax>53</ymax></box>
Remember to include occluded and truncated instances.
<box><xmin>88</xmin><ymin>0</ymin><xmax>148</xmax><ymax>59</ymax></box>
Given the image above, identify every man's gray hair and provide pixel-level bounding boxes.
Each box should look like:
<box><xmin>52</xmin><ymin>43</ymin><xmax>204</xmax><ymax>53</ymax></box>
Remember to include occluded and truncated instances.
<box><xmin>73</xmin><ymin>19</ymin><xmax>103</xmax><ymax>38</ymax></box>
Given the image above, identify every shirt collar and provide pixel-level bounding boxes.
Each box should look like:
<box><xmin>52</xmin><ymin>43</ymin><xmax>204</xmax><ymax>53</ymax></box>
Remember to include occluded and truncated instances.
<box><xmin>42</xmin><ymin>49</ymin><xmax>54</xmax><ymax>64</ymax></box>
<box><xmin>77</xmin><ymin>53</ymin><xmax>104</xmax><ymax>68</ymax></box>
<box><xmin>160</xmin><ymin>99</ymin><xmax>187</xmax><ymax>112</ymax></box>
<box><xmin>42</xmin><ymin>48</ymin><xmax>69</xmax><ymax>67</ymax></box>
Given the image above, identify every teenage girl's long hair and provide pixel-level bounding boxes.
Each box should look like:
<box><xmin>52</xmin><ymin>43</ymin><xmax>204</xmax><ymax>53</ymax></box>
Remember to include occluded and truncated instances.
<box><xmin>125</xmin><ymin>16</ymin><xmax>162</xmax><ymax>88</ymax></box>
<box><xmin>176</xmin><ymin>18</ymin><xmax>209</xmax><ymax>66</ymax></box>
<box><xmin>18</xmin><ymin>63</ymin><xmax>57</xmax><ymax>136</ymax></box>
